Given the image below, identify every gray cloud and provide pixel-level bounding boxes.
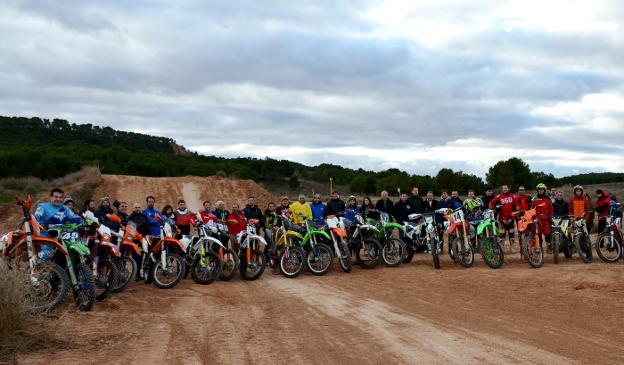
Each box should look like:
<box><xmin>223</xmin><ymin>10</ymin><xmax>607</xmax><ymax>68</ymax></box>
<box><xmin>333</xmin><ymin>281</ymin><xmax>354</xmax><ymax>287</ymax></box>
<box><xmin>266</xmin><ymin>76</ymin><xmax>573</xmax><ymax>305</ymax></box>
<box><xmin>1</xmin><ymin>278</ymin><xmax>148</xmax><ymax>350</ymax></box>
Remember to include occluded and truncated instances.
<box><xmin>0</xmin><ymin>0</ymin><xmax>623</xmax><ymax>177</ymax></box>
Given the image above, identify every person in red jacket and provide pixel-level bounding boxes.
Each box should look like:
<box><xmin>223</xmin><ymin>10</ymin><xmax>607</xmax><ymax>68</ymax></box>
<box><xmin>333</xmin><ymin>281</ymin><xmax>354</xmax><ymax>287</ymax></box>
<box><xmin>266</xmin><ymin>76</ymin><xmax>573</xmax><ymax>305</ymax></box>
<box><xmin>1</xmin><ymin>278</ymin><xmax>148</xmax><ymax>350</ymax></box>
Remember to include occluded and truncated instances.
<box><xmin>595</xmin><ymin>189</ymin><xmax>612</xmax><ymax>233</ymax></box>
<box><xmin>198</xmin><ymin>200</ymin><xmax>215</xmax><ymax>224</ymax></box>
<box><xmin>489</xmin><ymin>184</ymin><xmax>517</xmax><ymax>253</ymax></box>
<box><xmin>531</xmin><ymin>183</ymin><xmax>554</xmax><ymax>252</ymax></box>
<box><xmin>226</xmin><ymin>203</ymin><xmax>247</xmax><ymax>249</ymax></box>
<box><xmin>515</xmin><ymin>186</ymin><xmax>531</xmax><ymax>212</ymax></box>
<box><xmin>174</xmin><ymin>200</ymin><xmax>194</xmax><ymax>236</ymax></box>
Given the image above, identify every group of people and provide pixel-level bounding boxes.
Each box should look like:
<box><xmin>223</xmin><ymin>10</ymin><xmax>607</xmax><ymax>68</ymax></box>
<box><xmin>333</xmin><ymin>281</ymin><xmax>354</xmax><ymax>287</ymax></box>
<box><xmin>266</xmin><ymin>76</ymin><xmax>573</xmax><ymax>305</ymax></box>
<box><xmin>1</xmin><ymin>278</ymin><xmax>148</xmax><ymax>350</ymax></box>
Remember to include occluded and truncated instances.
<box><xmin>37</xmin><ymin>184</ymin><xmax>621</xmax><ymax>258</ymax></box>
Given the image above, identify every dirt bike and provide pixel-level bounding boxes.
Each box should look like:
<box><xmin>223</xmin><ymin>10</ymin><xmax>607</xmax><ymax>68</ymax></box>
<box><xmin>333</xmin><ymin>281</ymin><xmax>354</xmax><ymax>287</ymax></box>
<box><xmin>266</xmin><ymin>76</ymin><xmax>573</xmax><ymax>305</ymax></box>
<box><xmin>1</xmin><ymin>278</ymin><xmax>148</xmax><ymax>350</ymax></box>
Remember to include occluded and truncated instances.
<box><xmin>367</xmin><ymin>210</ymin><xmax>406</xmax><ymax>267</ymax></box>
<box><xmin>325</xmin><ymin>214</ymin><xmax>352</xmax><ymax>273</ymax></box>
<box><xmin>404</xmin><ymin>211</ymin><xmax>442</xmax><ymax>269</ymax></box>
<box><xmin>0</xmin><ymin>196</ymin><xmax>69</xmax><ymax>313</ymax></box>
<box><xmin>551</xmin><ymin>216</ymin><xmax>572</xmax><ymax>264</ymax></box>
<box><xmin>203</xmin><ymin>216</ymin><xmax>240</xmax><ymax>282</ymax></box>
<box><xmin>235</xmin><ymin>219</ymin><xmax>267</xmax><ymax>280</ymax></box>
<box><xmin>513</xmin><ymin>205</ymin><xmax>545</xmax><ymax>268</ymax></box>
<box><xmin>267</xmin><ymin>215</ymin><xmax>306</xmax><ymax>278</ymax></box>
<box><xmin>595</xmin><ymin>205</ymin><xmax>623</xmax><ymax>263</ymax></box>
<box><xmin>474</xmin><ymin>209</ymin><xmax>504</xmax><ymax>269</ymax></box>
<box><xmin>348</xmin><ymin>213</ymin><xmax>382</xmax><ymax>269</ymax></box>
<box><xmin>185</xmin><ymin>215</ymin><xmax>223</xmax><ymax>284</ymax></box>
<box><xmin>82</xmin><ymin>211</ymin><xmax>120</xmax><ymax>301</ymax></box>
<box><xmin>140</xmin><ymin>215</ymin><xmax>186</xmax><ymax>289</ymax></box>
<box><xmin>446</xmin><ymin>208</ymin><xmax>475</xmax><ymax>268</ymax></box>
<box><xmin>300</xmin><ymin>218</ymin><xmax>333</xmax><ymax>275</ymax></box>
<box><xmin>105</xmin><ymin>214</ymin><xmax>141</xmax><ymax>293</ymax></box>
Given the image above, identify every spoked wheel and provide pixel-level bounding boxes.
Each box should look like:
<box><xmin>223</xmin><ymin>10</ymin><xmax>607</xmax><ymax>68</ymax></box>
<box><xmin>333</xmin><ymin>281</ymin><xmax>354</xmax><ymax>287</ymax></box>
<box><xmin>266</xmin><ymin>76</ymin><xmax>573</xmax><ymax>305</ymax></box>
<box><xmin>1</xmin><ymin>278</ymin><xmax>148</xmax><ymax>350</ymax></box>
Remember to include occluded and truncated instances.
<box><xmin>403</xmin><ymin>245</ymin><xmax>415</xmax><ymax>264</ymax></box>
<box><xmin>354</xmin><ymin>238</ymin><xmax>382</xmax><ymax>269</ymax></box>
<box><xmin>523</xmin><ymin>236</ymin><xmax>544</xmax><ymax>268</ymax></box>
<box><xmin>306</xmin><ymin>243</ymin><xmax>334</xmax><ymax>276</ymax></box>
<box><xmin>151</xmin><ymin>254</ymin><xmax>185</xmax><ymax>289</ymax></box>
<box><xmin>73</xmin><ymin>263</ymin><xmax>96</xmax><ymax>311</ymax></box>
<box><xmin>451</xmin><ymin>236</ymin><xmax>474</xmax><ymax>268</ymax></box>
<box><xmin>28</xmin><ymin>262</ymin><xmax>69</xmax><ymax>313</ymax></box>
<box><xmin>431</xmin><ymin>239</ymin><xmax>441</xmax><ymax>269</ymax></box>
<box><xmin>95</xmin><ymin>259</ymin><xmax>119</xmax><ymax>301</ymax></box>
<box><xmin>595</xmin><ymin>232</ymin><xmax>622</xmax><ymax>263</ymax></box>
<box><xmin>337</xmin><ymin>239</ymin><xmax>352</xmax><ymax>273</ymax></box>
<box><xmin>113</xmin><ymin>256</ymin><xmax>137</xmax><ymax>293</ymax></box>
<box><xmin>280</xmin><ymin>245</ymin><xmax>306</xmax><ymax>278</ymax></box>
<box><xmin>574</xmin><ymin>233</ymin><xmax>592</xmax><ymax>263</ymax></box>
<box><xmin>219</xmin><ymin>248</ymin><xmax>240</xmax><ymax>282</ymax></box>
<box><xmin>240</xmin><ymin>248</ymin><xmax>266</xmax><ymax>281</ymax></box>
<box><xmin>480</xmin><ymin>237</ymin><xmax>504</xmax><ymax>269</ymax></box>
<box><xmin>191</xmin><ymin>251</ymin><xmax>222</xmax><ymax>285</ymax></box>
<box><xmin>382</xmin><ymin>238</ymin><xmax>406</xmax><ymax>267</ymax></box>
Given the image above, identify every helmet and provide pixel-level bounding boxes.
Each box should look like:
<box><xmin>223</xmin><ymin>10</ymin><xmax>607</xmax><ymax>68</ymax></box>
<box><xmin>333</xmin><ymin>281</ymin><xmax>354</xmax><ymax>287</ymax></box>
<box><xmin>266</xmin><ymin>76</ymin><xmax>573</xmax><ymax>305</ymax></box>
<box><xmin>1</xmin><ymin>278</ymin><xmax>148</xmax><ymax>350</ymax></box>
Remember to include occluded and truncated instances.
<box><xmin>573</xmin><ymin>185</ymin><xmax>584</xmax><ymax>193</ymax></box>
<box><xmin>536</xmin><ymin>183</ymin><xmax>547</xmax><ymax>190</ymax></box>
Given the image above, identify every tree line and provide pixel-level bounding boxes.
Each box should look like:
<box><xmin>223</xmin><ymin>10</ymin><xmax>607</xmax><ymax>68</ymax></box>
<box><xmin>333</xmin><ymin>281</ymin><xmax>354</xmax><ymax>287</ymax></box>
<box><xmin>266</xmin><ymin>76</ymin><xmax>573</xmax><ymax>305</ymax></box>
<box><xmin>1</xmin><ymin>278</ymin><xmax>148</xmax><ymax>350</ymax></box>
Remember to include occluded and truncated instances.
<box><xmin>1</xmin><ymin>116</ymin><xmax>622</xmax><ymax>194</ymax></box>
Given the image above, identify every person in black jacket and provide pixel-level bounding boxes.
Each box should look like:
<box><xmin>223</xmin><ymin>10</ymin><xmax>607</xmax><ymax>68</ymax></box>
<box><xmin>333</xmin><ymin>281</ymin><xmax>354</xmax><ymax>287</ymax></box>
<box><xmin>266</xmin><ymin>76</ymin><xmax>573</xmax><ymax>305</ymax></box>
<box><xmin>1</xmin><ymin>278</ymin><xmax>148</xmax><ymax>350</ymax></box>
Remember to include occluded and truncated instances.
<box><xmin>393</xmin><ymin>193</ymin><xmax>416</xmax><ymax>222</ymax></box>
<box><xmin>128</xmin><ymin>203</ymin><xmax>150</xmax><ymax>236</ymax></box>
<box><xmin>552</xmin><ymin>190</ymin><xmax>569</xmax><ymax>217</ymax></box>
<box><xmin>481</xmin><ymin>187</ymin><xmax>494</xmax><ymax>210</ymax></box>
<box><xmin>325</xmin><ymin>191</ymin><xmax>346</xmax><ymax>216</ymax></box>
<box><xmin>420</xmin><ymin>191</ymin><xmax>438</xmax><ymax>214</ymax></box>
<box><xmin>376</xmin><ymin>190</ymin><xmax>394</xmax><ymax>214</ymax></box>
<box><xmin>409</xmin><ymin>187</ymin><xmax>423</xmax><ymax>213</ymax></box>
<box><xmin>115</xmin><ymin>200</ymin><xmax>129</xmax><ymax>226</ymax></box>
<box><xmin>243</xmin><ymin>196</ymin><xmax>263</xmax><ymax>227</ymax></box>
<box><xmin>95</xmin><ymin>197</ymin><xmax>120</xmax><ymax>232</ymax></box>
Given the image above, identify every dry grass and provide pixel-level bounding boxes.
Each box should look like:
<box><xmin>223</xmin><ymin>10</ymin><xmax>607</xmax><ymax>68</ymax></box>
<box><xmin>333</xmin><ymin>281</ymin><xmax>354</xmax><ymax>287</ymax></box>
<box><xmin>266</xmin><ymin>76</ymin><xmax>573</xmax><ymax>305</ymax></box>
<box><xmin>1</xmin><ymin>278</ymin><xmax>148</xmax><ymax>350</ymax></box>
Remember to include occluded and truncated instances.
<box><xmin>0</xmin><ymin>261</ymin><xmax>60</xmax><ymax>363</ymax></box>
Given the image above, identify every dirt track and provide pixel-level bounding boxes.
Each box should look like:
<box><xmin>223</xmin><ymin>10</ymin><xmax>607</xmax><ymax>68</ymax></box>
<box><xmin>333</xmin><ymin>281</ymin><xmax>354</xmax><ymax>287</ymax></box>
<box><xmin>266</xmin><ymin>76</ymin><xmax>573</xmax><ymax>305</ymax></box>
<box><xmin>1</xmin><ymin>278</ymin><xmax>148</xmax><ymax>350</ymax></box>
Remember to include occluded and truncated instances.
<box><xmin>18</xmin><ymin>251</ymin><xmax>624</xmax><ymax>365</ymax></box>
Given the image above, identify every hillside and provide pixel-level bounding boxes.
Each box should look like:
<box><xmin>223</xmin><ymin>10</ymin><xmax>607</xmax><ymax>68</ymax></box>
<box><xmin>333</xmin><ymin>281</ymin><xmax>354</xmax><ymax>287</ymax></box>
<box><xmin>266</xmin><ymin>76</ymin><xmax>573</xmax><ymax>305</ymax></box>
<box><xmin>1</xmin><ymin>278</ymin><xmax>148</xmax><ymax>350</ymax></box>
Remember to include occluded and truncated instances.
<box><xmin>1</xmin><ymin>116</ymin><xmax>623</xmax><ymax>195</ymax></box>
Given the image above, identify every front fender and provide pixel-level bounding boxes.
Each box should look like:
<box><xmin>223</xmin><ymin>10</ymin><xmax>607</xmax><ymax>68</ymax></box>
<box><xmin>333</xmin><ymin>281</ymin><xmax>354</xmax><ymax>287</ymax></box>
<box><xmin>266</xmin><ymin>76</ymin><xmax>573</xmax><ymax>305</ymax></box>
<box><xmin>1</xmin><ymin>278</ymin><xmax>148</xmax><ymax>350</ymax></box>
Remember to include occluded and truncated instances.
<box><xmin>332</xmin><ymin>228</ymin><xmax>348</xmax><ymax>238</ymax></box>
<box><xmin>100</xmin><ymin>241</ymin><xmax>121</xmax><ymax>257</ymax></box>
<box><xmin>384</xmin><ymin>222</ymin><xmax>405</xmax><ymax>232</ymax></box>
<box><xmin>121</xmin><ymin>240</ymin><xmax>141</xmax><ymax>255</ymax></box>
<box><xmin>301</xmin><ymin>230</ymin><xmax>331</xmax><ymax>246</ymax></box>
<box><xmin>164</xmin><ymin>237</ymin><xmax>187</xmax><ymax>254</ymax></box>
<box><xmin>10</xmin><ymin>236</ymin><xmax>69</xmax><ymax>257</ymax></box>
<box><xmin>243</xmin><ymin>234</ymin><xmax>267</xmax><ymax>248</ymax></box>
<box><xmin>68</xmin><ymin>241</ymin><xmax>91</xmax><ymax>256</ymax></box>
<box><xmin>476</xmin><ymin>220</ymin><xmax>493</xmax><ymax>236</ymax></box>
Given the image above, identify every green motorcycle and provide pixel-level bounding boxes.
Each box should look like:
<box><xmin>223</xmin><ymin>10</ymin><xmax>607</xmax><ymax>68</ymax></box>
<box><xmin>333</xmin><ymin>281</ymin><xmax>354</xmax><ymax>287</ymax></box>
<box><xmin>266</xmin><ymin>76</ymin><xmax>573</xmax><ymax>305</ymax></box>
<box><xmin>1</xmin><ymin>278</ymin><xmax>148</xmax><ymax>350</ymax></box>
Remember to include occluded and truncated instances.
<box><xmin>300</xmin><ymin>219</ymin><xmax>333</xmax><ymax>276</ymax></box>
<box><xmin>447</xmin><ymin>208</ymin><xmax>504</xmax><ymax>269</ymax></box>
<box><xmin>475</xmin><ymin>209</ymin><xmax>505</xmax><ymax>269</ymax></box>
<box><xmin>367</xmin><ymin>211</ymin><xmax>406</xmax><ymax>267</ymax></box>
<box><xmin>48</xmin><ymin>223</ymin><xmax>97</xmax><ymax>311</ymax></box>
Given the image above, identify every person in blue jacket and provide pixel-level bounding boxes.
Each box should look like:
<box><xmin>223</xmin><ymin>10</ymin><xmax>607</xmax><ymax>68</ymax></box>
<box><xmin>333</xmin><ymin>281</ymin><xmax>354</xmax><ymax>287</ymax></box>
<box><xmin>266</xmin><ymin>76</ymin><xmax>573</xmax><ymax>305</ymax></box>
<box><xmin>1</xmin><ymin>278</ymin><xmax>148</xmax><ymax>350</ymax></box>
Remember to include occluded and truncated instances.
<box><xmin>143</xmin><ymin>195</ymin><xmax>162</xmax><ymax>238</ymax></box>
<box><xmin>35</xmin><ymin>188</ymin><xmax>84</xmax><ymax>226</ymax></box>
<box><xmin>34</xmin><ymin>188</ymin><xmax>83</xmax><ymax>261</ymax></box>
<box><xmin>310</xmin><ymin>193</ymin><xmax>326</xmax><ymax>226</ymax></box>
<box><xmin>344</xmin><ymin>196</ymin><xmax>361</xmax><ymax>222</ymax></box>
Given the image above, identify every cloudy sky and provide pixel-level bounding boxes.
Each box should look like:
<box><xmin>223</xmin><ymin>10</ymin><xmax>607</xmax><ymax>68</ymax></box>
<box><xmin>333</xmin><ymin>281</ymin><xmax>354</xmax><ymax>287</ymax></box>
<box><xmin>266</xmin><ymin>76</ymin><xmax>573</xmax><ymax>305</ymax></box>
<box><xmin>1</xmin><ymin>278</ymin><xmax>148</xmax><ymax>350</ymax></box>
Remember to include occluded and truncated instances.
<box><xmin>1</xmin><ymin>0</ymin><xmax>623</xmax><ymax>177</ymax></box>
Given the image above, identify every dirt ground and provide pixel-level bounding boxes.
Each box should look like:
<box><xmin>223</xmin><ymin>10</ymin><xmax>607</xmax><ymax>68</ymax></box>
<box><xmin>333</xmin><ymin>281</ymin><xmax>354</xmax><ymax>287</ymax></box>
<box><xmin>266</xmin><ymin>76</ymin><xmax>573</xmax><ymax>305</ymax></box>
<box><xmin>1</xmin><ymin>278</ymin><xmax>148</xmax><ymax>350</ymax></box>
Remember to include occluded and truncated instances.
<box><xmin>92</xmin><ymin>175</ymin><xmax>279</xmax><ymax>212</ymax></box>
<box><xmin>16</xmin><ymin>248</ymin><xmax>624</xmax><ymax>365</ymax></box>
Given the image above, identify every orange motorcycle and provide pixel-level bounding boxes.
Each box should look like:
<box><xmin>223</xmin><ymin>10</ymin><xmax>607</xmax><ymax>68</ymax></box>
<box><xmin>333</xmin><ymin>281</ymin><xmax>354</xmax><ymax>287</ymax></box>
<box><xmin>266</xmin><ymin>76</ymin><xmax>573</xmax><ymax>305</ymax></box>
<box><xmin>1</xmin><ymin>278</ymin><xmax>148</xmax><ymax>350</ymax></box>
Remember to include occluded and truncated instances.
<box><xmin>513</xmin><ymin>204</ymin><xmax>545</xmax><ymax>268</ymax></box>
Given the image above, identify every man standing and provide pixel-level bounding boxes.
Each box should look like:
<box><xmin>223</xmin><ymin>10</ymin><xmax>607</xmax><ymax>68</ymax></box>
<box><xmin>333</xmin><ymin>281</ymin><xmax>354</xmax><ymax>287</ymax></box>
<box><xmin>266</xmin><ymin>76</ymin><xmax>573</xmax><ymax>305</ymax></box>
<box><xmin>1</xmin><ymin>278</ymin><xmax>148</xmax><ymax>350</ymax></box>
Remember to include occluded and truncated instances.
<box><xmin>552</xmin><ymin>191</ymin><xmax>569</xmax><ymax>217</ymax></box>
<box><xmin>449</xmin><ymin>191</ymin><xmax>463</xmax><ymax>210</ymax></box>
<box><xmin>481</xmin><ymin>187</ymin><xmax>494</xmax><ymax>211</ymax></box>
<box><xmin>291</xmin><ymin>195</ymin><xmax>312</xmax><ymax>225</ymax></box>
<box><xmin>489</xmin><ymin>185</ymin><xmax>517</xmax><ymax>253</ymax></box>
<box><xmin>143</xmin><ymin>196</ymin><xmax>162</xmax><ymax>239</ymax></box>
<box><xmin>532</xmin><ymin>184</ymin><xmax>554</xmax><ymax>253</ymax></box>
<box><xmin>310</xmin><ymin>194</ymin><xmax>326</xmax><ymax>226</ymax></box>
<box><xmin>128</xmin><ymin>203</ymin><xmax>149</xmax><ymax>236</ymax></box>
<box><xmin>243</xmin><ymin>196</ymin><xmax>263</xmax><ymax>226</ymax></box>
<box><xmin>174</xmin><ymin>200</ymin><xmax>193</xmax><ymax>236</ymax></box>
<box><xmin>326</xmin><ymin>191</ymin><xmax>346</xmax><ymax>217</ymax></box>
<box><xmin>394</xmin><ymin>193</ymin><xmax>415</xmax><ymax>223</ymax></box>
<box><xmin>34</xmin><ymin>188</ymin><xmax>83</xmax><ymax>261</ymax></box>
<box><xmin>409</xmin><ymin>187</ymin><xmax>423</xmax><ymax>213</ymax></box>
<box><xmin>515</xmin><ymin>186</ymin><xmax>531</xmax><ymax>213</ymax></box>
<box><xmin>376</xmin><ymin>190</ymin><xmax>394</xmax><ymax>214</ymax></box>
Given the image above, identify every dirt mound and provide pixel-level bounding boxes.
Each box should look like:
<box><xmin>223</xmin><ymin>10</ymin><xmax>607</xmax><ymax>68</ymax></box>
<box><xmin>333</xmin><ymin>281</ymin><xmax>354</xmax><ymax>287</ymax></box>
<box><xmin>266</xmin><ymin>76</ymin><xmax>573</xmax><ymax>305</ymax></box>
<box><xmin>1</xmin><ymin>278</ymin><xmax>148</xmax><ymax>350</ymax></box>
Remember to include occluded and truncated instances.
<box><xmin>92</xmin><ymin>175</ymin><xmax>279</xmax><ymax>212</ymax></box>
